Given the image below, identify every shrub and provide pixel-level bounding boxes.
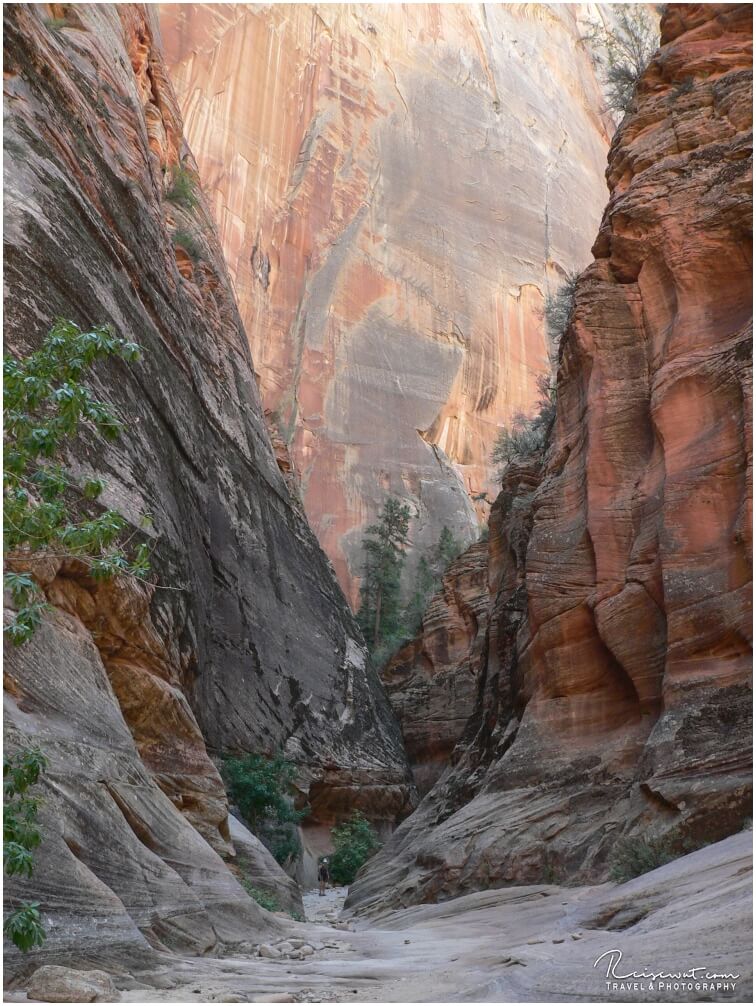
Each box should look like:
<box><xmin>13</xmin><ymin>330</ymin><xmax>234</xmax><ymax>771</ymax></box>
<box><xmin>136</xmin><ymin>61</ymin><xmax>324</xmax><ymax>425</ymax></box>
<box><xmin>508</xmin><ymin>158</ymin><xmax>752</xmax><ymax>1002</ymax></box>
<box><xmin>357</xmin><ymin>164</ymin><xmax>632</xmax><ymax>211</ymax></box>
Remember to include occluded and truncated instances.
<box><xmin>4</xmin><ymin>748</ymin><xmax>48</xmax><ymax>952</ymax></box>
<box><xmin>544</xmin><ymin>272</ymin><xmax>580</xmax><ymax>350</ymax></box>
<box><xmin>4</xmin><ymin>320</ymin><xmax>150</xmax><ymax>645</ymax></box>
<box><xmin>329</xmin><ymin>812</ymin><xmax>381</xmax><ymax>886</ymax></box>
<box><xmin>222</xmin><ymin>754</ymin><xmax>305</xmax><ymax>868</ymax></box>
<box><xmin>584</xmin><ymin>6</ymin><xmax>659</xmax><ymax>114</ymax></box>
<box><xmin>239</xmin><ymin>877</ymin><xmax>280</xmax><ymax>914</ymax></box>
<box><xmin>172</xmin><ymin>228</ymin><xmax>203</xmax><ymax>262</ymax></box>
<box><xmin>609</xmin><ymin>835</ymin><xmax>677</xmax><ymax>882</ymax></box>
<box><xmin>491</xmin><ymin>374</ymin><xmax>556</xmax><ymax>477</ymax></box>
<box><xmin>165</xmin><ymin>163</ymin><xmax>199</xmax><ymax>209</ymax></box>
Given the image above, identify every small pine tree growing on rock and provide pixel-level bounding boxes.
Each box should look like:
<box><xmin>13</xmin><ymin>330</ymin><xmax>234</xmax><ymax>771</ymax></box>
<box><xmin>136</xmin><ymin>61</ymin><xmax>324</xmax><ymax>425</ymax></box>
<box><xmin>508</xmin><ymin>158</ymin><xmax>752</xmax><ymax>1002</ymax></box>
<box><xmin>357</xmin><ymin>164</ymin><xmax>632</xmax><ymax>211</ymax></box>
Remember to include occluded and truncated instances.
<box><xmin>357</xmin><ymin>496</ymin><xmax>411</xmax><ymax>654</ymax></box>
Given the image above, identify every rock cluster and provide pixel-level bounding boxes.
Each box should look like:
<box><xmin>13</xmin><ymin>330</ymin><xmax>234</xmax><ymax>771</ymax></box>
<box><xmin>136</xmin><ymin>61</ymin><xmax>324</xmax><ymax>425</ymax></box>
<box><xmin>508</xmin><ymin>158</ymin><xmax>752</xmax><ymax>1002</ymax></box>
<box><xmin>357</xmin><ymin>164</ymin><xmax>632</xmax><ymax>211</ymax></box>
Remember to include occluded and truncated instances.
<box><xmin>349</xmin><ymin>2</ymin><xmax>752</xmax><ymax>914</ymax></box>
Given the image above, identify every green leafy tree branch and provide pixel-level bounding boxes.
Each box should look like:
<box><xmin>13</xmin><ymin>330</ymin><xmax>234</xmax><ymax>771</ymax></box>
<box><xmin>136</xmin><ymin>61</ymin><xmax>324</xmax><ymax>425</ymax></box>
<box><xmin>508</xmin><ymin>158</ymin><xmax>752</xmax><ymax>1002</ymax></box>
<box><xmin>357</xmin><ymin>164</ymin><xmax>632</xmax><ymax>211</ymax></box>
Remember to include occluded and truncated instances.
<box><xmin>4</xmin><ymin>319</ymin><xmax>152</xmax><ymax>645</ymax></box>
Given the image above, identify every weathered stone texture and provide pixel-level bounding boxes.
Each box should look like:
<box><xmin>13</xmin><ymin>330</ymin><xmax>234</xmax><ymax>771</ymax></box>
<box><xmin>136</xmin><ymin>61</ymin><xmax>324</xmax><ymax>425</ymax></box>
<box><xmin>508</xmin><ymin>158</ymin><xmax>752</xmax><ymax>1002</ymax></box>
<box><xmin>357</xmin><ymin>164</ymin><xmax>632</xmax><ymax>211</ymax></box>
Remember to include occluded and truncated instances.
<box><xmin>381</xmin><ymin>540</ymin><xmax>490</xmax><ymax>796</ymax></box>
<box><xmin>349</xmin><ymin>3</ymin><xmax>752</xmax><ymax>914</ymax></box>
<box><xmin>160</xmin><ymin>3</ymin><xmax>614</xmax><ymax>604</ymax></box>
<box><xmin>3</xmin><ymin>1</ymin><xmax>410</xmax><ymax>971</ymax></box>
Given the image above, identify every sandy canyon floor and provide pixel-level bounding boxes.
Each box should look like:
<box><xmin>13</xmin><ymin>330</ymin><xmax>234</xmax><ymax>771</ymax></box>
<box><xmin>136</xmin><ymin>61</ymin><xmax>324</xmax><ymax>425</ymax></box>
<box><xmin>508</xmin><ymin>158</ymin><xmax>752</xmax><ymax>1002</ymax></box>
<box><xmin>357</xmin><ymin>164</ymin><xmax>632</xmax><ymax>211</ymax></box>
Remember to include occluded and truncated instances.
<box><xmin>9</xmin><ymin>832</ymin><xmax>749</xmax><ymax>1004</ymax></box>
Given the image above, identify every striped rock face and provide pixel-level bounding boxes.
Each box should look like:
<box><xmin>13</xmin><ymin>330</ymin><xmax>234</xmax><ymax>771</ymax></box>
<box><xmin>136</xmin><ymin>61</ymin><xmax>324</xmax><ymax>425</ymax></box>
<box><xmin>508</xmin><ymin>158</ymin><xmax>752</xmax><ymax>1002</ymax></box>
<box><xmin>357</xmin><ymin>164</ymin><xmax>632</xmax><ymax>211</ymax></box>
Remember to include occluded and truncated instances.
<box><xmin>159</xmin><ymin>3</ymin><xmax>613</xmax><ymax>604</ymax></box>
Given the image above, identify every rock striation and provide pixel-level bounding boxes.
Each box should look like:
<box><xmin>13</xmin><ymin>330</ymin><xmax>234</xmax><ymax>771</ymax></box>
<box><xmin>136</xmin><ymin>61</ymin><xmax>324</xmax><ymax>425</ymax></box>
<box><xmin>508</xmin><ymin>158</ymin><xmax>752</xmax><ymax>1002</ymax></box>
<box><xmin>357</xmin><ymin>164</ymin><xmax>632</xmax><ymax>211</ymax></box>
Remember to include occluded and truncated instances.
<box><xmin>3</xmin><ymin>2</ymin><xmax>410</xmax><ymax>974</ymax></box>
<box><xmin>349</xmin><ymin>2</ymin><xmax>753</xmax><ymax>914</ymax></box>
<box><xmin>381</xmin><ymin>540</ymin><xmax>490</xmax><ymax>797</ymax></box>
<box><xmin>159</xmin><ymin>3</ymin><xmax>614</xmax><ymax>604</ymax></box>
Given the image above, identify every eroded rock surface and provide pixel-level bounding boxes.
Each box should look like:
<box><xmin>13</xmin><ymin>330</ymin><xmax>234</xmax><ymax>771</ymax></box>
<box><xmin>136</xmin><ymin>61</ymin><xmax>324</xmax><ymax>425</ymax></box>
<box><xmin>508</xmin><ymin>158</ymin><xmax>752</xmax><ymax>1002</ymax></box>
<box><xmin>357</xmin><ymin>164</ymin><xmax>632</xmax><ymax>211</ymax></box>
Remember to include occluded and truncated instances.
<box><xmin>349</xmin><ymin>2</ymin><xmax>752</xmax><ymax>914</ymax></box>
<box><xmin>4</xmin><ymin>1</ymin><xmax>410</xmax><ymax>974</ymax></box>
<box><xmin>381</xmin><ymin>540</ymin><xmax>490</xmax><ymax>795</ymax></box>
<box><xmin>160</xmin><ymin>3</ymin><xmax>614</xmax><ymax>604</ymax></box>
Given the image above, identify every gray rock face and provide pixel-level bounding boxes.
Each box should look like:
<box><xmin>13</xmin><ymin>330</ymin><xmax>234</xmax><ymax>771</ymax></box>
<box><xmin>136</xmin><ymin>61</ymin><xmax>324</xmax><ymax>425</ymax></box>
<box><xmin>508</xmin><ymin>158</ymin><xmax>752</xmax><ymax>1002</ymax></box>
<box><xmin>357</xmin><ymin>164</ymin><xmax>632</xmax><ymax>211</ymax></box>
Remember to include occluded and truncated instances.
<box><xmin>3</xmin><ymin>0</ymin><xmax>410</xmax><ymax>977</ymax></box>
<box><xmin>4</xmin><ymin>609</ymin><xmax>278</xmax><ymax>977</ymax></box>
<box><xmin>227</xmin><ymin>815</ymin><xmax>304</xmax><ymax>920</ymax></box>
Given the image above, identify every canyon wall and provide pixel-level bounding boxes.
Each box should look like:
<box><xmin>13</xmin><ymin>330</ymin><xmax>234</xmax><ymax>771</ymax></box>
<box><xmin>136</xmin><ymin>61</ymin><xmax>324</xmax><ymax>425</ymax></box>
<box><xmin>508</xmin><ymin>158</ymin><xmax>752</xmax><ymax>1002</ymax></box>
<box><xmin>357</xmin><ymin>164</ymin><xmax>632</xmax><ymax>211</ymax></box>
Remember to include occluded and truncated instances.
<box><xmin>159</xmin><ymin>2</ymin><xmax>614</xmax><ymax>605</ymax></box>
<box><xmin>3</xmin><ymin>2</ymin><xmax>411</xmax><ymax>974</ymax></box>
<box><xmin>349</xmin><ymin>2</ymin><xmax>753</xmax><ymax>913</ymax></box>
<box><xmin>381</xmin><ymin>539</ymin><xmax>490</xmax><ymax>796</ymax></box>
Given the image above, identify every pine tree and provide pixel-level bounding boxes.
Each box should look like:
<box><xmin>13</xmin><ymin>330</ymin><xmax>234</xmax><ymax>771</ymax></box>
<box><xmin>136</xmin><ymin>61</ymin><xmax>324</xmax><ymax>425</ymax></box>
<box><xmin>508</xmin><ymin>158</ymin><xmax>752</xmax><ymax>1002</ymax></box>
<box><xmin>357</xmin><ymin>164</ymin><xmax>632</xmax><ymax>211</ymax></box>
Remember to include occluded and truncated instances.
<box><xmin>357</xmin><ymin>496</ymin><xmax>411</xmax><ymax>653</ymax></box>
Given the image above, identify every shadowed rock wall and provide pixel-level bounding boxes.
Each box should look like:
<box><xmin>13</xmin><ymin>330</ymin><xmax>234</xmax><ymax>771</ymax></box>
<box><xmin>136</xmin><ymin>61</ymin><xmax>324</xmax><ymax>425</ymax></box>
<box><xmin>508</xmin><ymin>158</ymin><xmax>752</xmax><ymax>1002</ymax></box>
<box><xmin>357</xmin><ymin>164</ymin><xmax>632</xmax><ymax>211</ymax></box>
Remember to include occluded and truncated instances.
<box><xmin>3</xmin><ymin>2</ymin><xmax>411</xmax><ymax>972</ymax></box>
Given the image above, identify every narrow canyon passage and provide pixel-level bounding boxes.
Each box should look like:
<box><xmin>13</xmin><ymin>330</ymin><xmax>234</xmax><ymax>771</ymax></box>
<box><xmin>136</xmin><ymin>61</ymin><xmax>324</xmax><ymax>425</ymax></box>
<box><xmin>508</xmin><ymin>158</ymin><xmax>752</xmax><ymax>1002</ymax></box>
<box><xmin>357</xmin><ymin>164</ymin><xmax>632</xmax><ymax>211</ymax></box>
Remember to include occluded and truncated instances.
<box><xmin>2</xmin><ymin>3</ymin><xmax>751</xmax><ymax>1004</ymax></box>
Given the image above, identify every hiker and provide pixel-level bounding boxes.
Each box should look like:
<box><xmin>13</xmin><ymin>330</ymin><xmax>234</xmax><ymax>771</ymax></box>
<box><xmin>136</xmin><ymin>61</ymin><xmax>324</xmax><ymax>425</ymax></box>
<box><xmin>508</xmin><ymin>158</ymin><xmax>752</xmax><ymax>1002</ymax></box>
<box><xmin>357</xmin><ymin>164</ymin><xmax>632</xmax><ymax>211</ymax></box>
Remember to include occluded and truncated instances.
<box><xmin>318</xmin><ymin>857</ymin><xmax>330</xmax><ymax>896</ymax></box>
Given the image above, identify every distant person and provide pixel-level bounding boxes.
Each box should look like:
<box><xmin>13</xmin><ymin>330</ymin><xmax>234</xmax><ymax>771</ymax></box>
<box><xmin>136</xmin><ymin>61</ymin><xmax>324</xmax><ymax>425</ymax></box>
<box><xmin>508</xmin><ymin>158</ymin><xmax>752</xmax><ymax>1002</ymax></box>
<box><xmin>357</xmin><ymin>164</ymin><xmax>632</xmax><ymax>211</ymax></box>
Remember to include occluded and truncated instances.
<box><xmin>318</xmin><ymin>857</ymin><xmax>330</xmax><ymax>896</ymax></box>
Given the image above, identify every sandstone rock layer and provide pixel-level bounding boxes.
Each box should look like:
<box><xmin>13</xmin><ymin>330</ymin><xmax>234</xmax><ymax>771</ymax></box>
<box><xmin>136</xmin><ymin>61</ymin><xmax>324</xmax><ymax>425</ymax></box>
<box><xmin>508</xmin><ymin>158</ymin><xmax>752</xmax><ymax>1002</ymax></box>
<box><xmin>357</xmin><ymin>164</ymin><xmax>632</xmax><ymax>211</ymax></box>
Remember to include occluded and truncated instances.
<box><xmin>160</xmin><ymin>3</ymin><xmax>614</xmax><ymax>603</ymax></box>
<box><xmin>381</xmin><ymin>540</ymin><xmax>489</xmax><ymax>796</ymax></box>
<box><xmin>349</xmin><ymin>2</ymin><xmax>753</xmax><ymax>914</ymax></box>
<box><xmin>3</xmin><ymin>2</ymin><xmax>410</xmax><ymax>972</ymax></box>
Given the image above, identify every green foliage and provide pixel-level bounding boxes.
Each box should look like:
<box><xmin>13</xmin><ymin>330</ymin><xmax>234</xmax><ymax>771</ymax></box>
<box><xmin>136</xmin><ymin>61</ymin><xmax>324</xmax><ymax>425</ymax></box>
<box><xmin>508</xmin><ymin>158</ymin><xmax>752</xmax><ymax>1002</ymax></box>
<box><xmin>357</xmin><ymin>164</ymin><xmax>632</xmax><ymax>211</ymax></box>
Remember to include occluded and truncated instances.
<box><xmin>172</xmin><ymin>228</ymin><xmax>203</xmax><ymax>262</ymax></box>
<box><xmin>239</xmin><ymin>878</ymin><xmax>280</xmax><ymax>914</ymax></box>
<box><xmin>3</xmin><ymin>904</ymin><xmax>45</xmax><ymax>953</ymax></box>
<box><xmin>4</xmin><ymin>320</ymin><xmax>150</xmax><ymax>645</ymax></box>
<box><xmin>544</xmin><ymin>272</ymin><xmax>580</xmax><ymax>350</ymax></box>
<box><xmin>165</xmin><ymin>163</ymin><xmax>199</xmax><ymax>209</ymax></box>
<box><xmin>358</xmin><ymin>505</ymin><xmax>465</xmax><ymax>668</ymax></box>
<box><xmin>584</xmin><ymin>6</ymin><xmax>659</xmax><ymax>114</ymax></box>
<box><xmin>609</xmin><ymin>836</ymin><xmax>677</xmax><ymax>882</ymax></box>
<box><xmin>357</xmin><ymin>496</ymin><xmax>411</xmax><ymax>654</ymax></box>
<box><xmin>329</xmin><ymin>812</ymin><xmax>381</xmax><ymax>886</ymax></box>
<box><xmin>491</xmin><ymin>374</ymin><xmax>556</xmax><ymax>477</ymax></box>
<box><xmin>4</xmin><ymin>748</ymin><xmax>48</xmax><ymax>952</ymax></box>
<box><xmin>404</xmin><ymin>526</ymin><xmax>463</xmax><ymax>640</ymax></box>
<box><xmin>222</xmin><ymin>754</ymin><xmax>305</xmax><ymax>868</ymax></box>
<box><xmin>609</xmin><ymin>829</ymin><xmax>716</xmax><ymax>883</ymax></box>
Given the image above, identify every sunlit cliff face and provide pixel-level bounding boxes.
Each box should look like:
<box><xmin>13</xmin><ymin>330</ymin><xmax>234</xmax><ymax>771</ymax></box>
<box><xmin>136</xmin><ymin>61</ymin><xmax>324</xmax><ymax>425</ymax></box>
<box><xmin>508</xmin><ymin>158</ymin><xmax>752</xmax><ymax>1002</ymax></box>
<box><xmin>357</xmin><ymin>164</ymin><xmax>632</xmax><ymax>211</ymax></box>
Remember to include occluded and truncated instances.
<box><xmin>160</xmin><ymin>3</ymin><xmax>613</xmax><ymax>604</ymax></box>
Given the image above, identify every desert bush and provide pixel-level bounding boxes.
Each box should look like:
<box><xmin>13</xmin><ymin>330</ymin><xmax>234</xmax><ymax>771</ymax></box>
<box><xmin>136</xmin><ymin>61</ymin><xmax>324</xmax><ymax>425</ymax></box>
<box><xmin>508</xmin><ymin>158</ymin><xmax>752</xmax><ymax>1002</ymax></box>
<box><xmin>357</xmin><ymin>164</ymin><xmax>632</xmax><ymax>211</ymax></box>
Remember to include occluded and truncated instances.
<box><xmin>172</xmin><ymin>228</ymin><xmax>203</xmax><ymax>262</ymax></box>
<box><xmin>491</xmin><ymin>374</ymin><xmax>556</xmax><ymax>477</ymax></box>
<box><xmin>239</xmin><ymin>877</ymin><xmax>280</xmax><ymax>914</ymax></box>
<box><xmin>222</xmin><ymin>754</ymin><xmax>305</xmax><ymax>868</ymax></box>
<box><xmin>544</xmin><ymin>272</ymin><xmax>580</xmax><ymax>350</ymax></box>
<box><xmin>166</xmin><ymin>163</ymin><xmax>199</xmax><ymax>209</ymax></box>
<box><xmin>329</xmin><ymin>812</ymin><xmax>381</xmax><ymax>885</ymax></box>
<box><xmin>584</xmin><ymin>6</ymin><xmax>659</xmax><ymax>114</ymax></box>
<box><xmin>609</xmin><ymin>835</ymin><xmax>678</xmax><ymax>882</ymax></box>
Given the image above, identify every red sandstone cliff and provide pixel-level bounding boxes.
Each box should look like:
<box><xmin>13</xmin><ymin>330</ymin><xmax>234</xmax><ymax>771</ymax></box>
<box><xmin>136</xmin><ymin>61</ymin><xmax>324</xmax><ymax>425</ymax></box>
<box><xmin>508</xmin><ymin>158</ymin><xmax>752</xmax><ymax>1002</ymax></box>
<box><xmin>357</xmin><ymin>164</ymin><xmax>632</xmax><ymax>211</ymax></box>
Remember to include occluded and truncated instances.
<box><xmin>159</xmin><ymin>3</ymin><xmax>614</xmax><ymax>605</ymax></box>
<box><xmin>349</xmin><ymin>3</ymin><xmax>753</xmax><ymax>913</ymax></box>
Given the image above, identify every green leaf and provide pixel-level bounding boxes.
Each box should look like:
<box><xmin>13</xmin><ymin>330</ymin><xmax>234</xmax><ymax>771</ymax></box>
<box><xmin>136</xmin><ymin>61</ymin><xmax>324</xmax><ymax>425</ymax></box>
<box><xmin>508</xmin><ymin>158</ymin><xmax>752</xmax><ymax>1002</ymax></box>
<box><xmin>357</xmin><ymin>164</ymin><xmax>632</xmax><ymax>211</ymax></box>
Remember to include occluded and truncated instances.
<box><xmin>3</xmin><ymin>572</ymin><xmax>38</xmax><ymax>608</ymax></box>
<box><xmin>82</xmin><ymin>478</ymin><xmax>104</xmax><ymax>500</ymax></box>
<box><xmin>3</xmin><ymin>902</ymin><xmax>45</xmax><ymax>952</ymax></box>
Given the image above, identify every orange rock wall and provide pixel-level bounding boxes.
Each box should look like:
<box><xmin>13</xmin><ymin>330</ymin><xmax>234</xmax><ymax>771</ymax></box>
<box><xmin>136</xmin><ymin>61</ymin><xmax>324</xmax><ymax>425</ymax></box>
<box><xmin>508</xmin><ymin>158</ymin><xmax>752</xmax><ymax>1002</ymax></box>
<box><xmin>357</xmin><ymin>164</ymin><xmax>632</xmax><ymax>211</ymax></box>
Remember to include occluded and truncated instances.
<box><xmin>159</xmin><ymin>3</ymin><xmax>613</xmax><ymax>604</ymax></box>
<box><xmin>348</xmin><ymin>2</ymin><xmax>753</xmax><ymax>912</ymax></box>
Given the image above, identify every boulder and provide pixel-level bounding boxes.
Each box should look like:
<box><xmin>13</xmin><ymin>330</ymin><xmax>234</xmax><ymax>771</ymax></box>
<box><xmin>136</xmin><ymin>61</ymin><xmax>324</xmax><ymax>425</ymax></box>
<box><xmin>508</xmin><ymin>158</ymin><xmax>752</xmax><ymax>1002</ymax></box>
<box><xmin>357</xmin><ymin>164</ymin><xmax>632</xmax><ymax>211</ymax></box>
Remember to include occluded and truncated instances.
<box><xmin>26</xmin><ymin>966</ymin><xmax>119</xmax><ymax>1003</ymax></box>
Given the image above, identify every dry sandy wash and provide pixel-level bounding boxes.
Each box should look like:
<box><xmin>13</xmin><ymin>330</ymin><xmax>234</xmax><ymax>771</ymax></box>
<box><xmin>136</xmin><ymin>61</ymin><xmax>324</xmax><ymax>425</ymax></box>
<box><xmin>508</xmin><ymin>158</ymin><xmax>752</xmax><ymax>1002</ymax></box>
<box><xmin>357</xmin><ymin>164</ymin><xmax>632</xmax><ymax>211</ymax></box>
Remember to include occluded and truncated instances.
<box><xmin>7</xmin><ymin>833</ymin><xmax>750</xmax><ymax>1003</ymax></box>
